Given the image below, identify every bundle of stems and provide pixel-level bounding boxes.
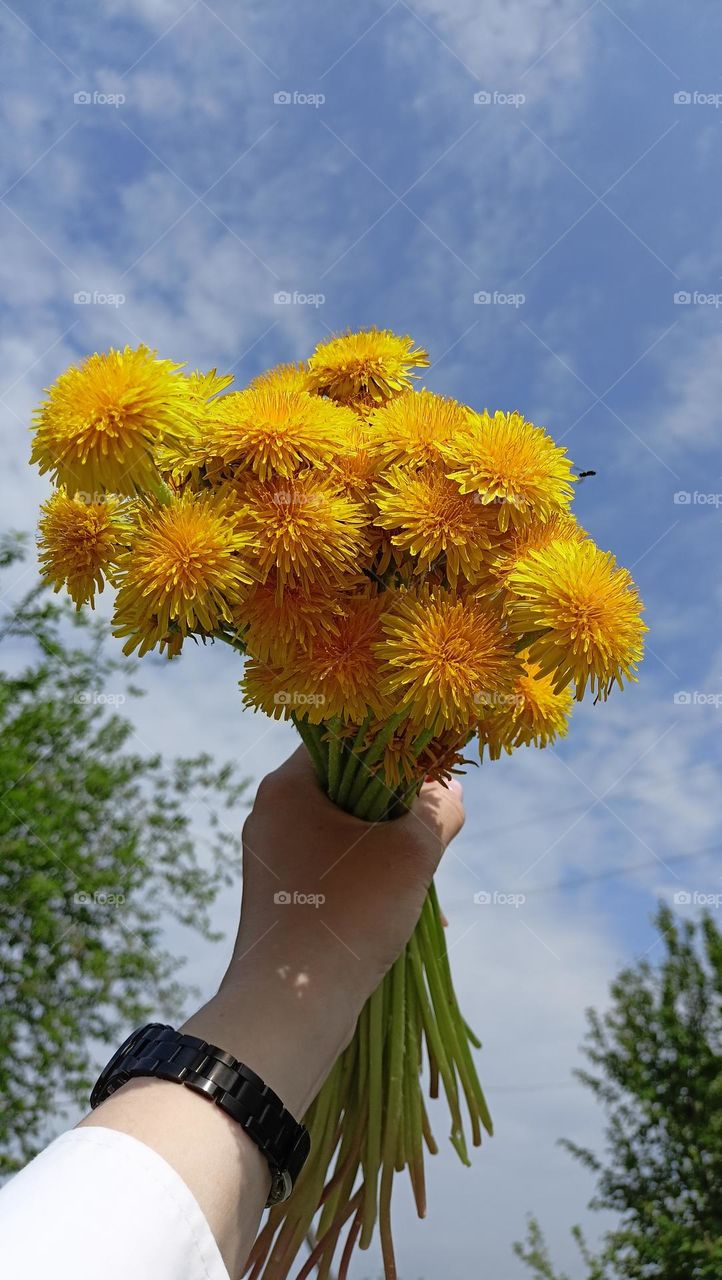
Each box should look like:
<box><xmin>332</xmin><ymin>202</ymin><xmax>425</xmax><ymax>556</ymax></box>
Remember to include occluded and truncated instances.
<box><xmin>244</xmin><ymin>715</ymin><xmax>492</xmax><ymax>1280</ymax></box>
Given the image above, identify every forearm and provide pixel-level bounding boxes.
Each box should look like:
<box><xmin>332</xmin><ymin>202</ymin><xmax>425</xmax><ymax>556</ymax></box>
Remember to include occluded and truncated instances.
<box><xmin>79</xmin><ymin>963</ymin><xmax>359</xmax><ymax>1278</ymax></box>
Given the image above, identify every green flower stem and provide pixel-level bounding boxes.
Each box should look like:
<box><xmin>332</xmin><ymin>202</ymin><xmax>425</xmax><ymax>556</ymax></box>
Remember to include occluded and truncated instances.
<box><xmin>420</xmin><ymin>1093</ymin><xmax>438</xmax><ymax>1155</ymax></box>
<box><xmin>411</xmin><ymin>724</ymin><xmax>437</xmax><ymax>755</ymax></box>
<box><xmin>379</xmin><ymin>953</ymin><xmax>406</xmax><ymax>1280</ymax></box>
<box><xmin>212</xmin><ymin>628</ymin><xmax>246</xmax><ymax>655</ymax></box>
<box><xmin>426</xmin><ymin>880</ymin><xmax>457</xmax><ymax>1000</ymax></box>
<box><xmin>388</xmin><ymin>776</ymin><xmax>422</xmax><ymax>820</ymax></box>
<box><xmin>250</xmin><ymin>1087</ymin><xmax>327</xmax><ymax>1280</ymax></box>
<box><xmin>336</xmin><ymin>717</ymin><xmax>370</xmax><ymax>808</ymax></box>
<box><xmin>338</xmin><ymin>1207</ymin><xmax>363</xmax><ymax>1280</ymax></box>
<box><xmin>353</xmin><ymin>774</ymin><xmax>389</xmax><ymax>822</ymax></box>
<box><xmin>513</xmin><ymin>627</ymin><xmax>550</xmax><ymax>654</ymax></box>
<box><xmin>418</xmin><ymin>902</ymin><xmax>482</xmax><ymax>1150</ymax></box>
<box><xmin>316</xmin><ymin>1051</ymin><xmax>362</xmax><ymax>1227</ymax></box>
<box><xmin>406</xmin><ymin>930</ymin><xmax>465</xmax><ymax>1156</ymax></box>
<box><xmin>317</xmin><ymin>723</ymin><xmax>330</xmax><ymax>778</ymax></box>
<box><xmin>356</xmin><ymin>988</ymin><xmax>370</xmax><ymax>1100</ymax></box>
<box><xmin>359</xmin><ymin>984</ymin><xmax>385</xmax><ymax>1248</ymax></box>
<box><xmin>464</xmin><ymin>1019</ymin><xmax>483</xmax><ymax>1051</ymax></box>
<box><xmin>296</xmin><ymin>1187</ymin><xmax>363</xmax><ymax>1280</ymax></box>
<box><xmin>425</xmin><ymin>884</ymin><xmax>491</xmax><ymax>1131</ymax></box>
<box><xmin>404</xmin><ymin>957</ymin><xmax>425</xmax><ymax>1213</ymax></box>
<box><xmin>306</xmin><ymin>1057</ymin><xmax>364</xmax><ymax>1280</ymax></box>
<box><xmin>346</xmin><ymin>709</ymin><xmax>408</xmax><ymax>810</ymax></box>
<box><xmin>269</xmin><ymin>1055</ymin><xmax>344</xmax><ymax>1279</ymax></box>
<box><xmin>148</xmin><ymin>477</ymin><xmax>173</xmax><ymax>506</ymax></box>
<box><xmin>326</xmin><ymin>718</ymin><xmax>344</xmax><ymax>802</ymax></box>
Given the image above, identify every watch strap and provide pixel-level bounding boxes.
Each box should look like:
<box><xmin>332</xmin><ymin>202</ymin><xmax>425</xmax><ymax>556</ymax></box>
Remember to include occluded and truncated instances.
<box><xmin>90</xmin><ymin>1023</ymin><xmax>310</xmax><ymax>1205</ymax></box>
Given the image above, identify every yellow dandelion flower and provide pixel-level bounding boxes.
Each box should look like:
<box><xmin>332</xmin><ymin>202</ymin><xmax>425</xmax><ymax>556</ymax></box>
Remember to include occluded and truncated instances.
<box><xmin>279</xmin><ymin>595</ymin><xmax>390</xmax><ymax>724</ymax></box>
<box><xmin>442</xmin><ymin>410</ymin><xmax>576</xmax><ymax>532</ymax></box>
<box><xmin>417</xmin><ymin>730</ymin><xmax>473</xmax><ymax>785</ymax></box>
<box><xmin>239</xmin><ymin>577</ymin><xmax>344</xmax><ymax>664</ymax></box>
<box><xmin>491</xmin><ymin>512</ymin><xmax>587</xmax><ymax>586</ymax></box>
<box><xmin>373</xmin><ymin>465</ymin><xmax>499</xmax><ymax>586</ymax></box>
<box><xmin>330</xmin><ymin>420</ymin><xmax>384</xmax><ymax>502</ymax></box>
<box><xmin>366</xmin><ymin>390</ymin><xmax>470</xmax><ymax>469</ymax></box>
<box><xmin>31</xmin><ymin>345</ymin><xmax>192</xmax><ymax>497</ymax></box>
<box><xmin>185</xmin><ymin>367</ymin><xmax>234</xmax><ymax>403</ymax></box>
<box><xmin>379</xmin><ymin>720</ymin><xmax>471</xmax><ymax>788</ymax></box>
<box><xmin>37</xmin><ymin>490</ymin><xmax>131</xmax><ymax>608</ymax></box>
<box><xmin>233</xmin><ymin>472</ymin><xmax>368</xmax><ymax>592</ymax></box>
<box><xmin>306</xmin><ymin>329</ymin><xmax>429</xmax><ymax>407</ymax></box>
<box><xmin>112</xmin><ymin>490</ymin><xmax>255</xmax><ymax>657</ymax></box>
<box><xmin>476</xmin><ymin>661</ymin><xmax>572</xmax><ymax>760</ymax></box>
<box><xmin>241</xmin><ymin>661</ymin><xmax>299</xmax><ymax>720</ymax></box>
<box><xmin>248</xmin><ymin>362</ymin><xmax>312</xmax><ymax>395</ymax></box>
<box><xmin>155</xmin><ymin>368</ymin><xmax>234</xmax><ymax>485</ymax></box>
<box><xmin>376</xmin><ymin>589</ymin><xmax>518</xmax><ymax>732</ymax></box>
<box><xmin>506</xmin><ymin>539</ymin><xmax>646</xmax><ymax>699</ymax></box>
<box><xmin>204</xmin><ymin>386</ymin><xmax>353</xmax><ymax>481</ymax></box>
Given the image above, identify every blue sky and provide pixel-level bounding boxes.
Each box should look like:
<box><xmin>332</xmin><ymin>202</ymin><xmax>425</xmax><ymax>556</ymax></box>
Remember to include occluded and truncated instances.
<box><xmin>2</xmin><ymin>2</ymin><xmax>722</xmax><ymax>1276</ymax></box>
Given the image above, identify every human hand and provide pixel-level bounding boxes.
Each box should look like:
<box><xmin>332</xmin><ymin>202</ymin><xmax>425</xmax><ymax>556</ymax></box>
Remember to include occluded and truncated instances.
<box><xmin>189</xmin><ymin>746</ymin><xmax>465</xmax><ymax>1118</ymax></box>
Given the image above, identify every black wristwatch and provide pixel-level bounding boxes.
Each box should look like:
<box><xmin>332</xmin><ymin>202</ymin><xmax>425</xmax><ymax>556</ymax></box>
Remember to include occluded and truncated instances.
<box><xmin>90</xmin><ymin>1023</ymin><xmax>310</xmax><ymax>1206</ymax></box>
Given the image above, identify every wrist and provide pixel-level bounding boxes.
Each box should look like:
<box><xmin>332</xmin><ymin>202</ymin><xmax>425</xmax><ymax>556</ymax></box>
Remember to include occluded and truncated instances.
<box><xmin>181</xmin><ymin>964</ymin><xmax>359</xmax><ymax>1119</ymax></box>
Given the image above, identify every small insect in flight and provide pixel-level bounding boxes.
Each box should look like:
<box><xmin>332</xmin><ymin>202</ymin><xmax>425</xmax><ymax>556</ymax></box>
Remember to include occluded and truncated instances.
<box><xmin>577</xmin><ymin>469</ymin><xmax>596</xmax><ymax>480</ymax></box>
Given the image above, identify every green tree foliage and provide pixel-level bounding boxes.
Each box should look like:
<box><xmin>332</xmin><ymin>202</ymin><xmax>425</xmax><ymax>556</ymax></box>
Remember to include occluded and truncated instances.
<box><xmin>515</xmin><ymin>904</ymin><xmax>722</xmax><ymax>1280</ymax></box>
<box><xmin>0</xmin><ymin>536</ymin><xmax>246</xmax><ymax>1174</ymax></box>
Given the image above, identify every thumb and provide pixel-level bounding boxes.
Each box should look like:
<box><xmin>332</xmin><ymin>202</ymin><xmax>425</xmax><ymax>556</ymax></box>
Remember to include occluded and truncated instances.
<box><xmin>407</xmin><ymin>777</ymin><xmax>465</xmax><ymax>867</ymax></box>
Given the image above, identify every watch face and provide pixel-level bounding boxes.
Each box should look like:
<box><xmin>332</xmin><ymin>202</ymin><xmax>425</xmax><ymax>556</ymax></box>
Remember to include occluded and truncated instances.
<box><xmin>90</xmin><ymin>1023</ymin><xmax>165</xmax><ymax>1108</ymax></box>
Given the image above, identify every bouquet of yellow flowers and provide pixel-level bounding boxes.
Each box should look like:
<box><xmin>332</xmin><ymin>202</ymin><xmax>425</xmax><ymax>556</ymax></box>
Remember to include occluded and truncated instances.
<box><xmin>31</xmin><ymin>329</ymin><xmax>645</xmax><ymax>1280</ymax></box>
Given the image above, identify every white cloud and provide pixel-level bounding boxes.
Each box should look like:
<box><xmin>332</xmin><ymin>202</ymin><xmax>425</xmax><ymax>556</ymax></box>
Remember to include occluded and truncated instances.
<box><xmin>401</xmin><ymin>0</ymin><xmax>593</xmax><ymax>87</ymax></box>
<box><xmin>650</xmin><ymin>330</ymin><xmax>722</xmax><ymax>452</ymax></box>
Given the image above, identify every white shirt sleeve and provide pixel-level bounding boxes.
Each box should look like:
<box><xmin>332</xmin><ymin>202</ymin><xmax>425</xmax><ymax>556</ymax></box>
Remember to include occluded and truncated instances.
<box><xmin>0</xmin><ymin>1126</ymin><xmax>230</xmax><ymax>1280</ymax></box>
